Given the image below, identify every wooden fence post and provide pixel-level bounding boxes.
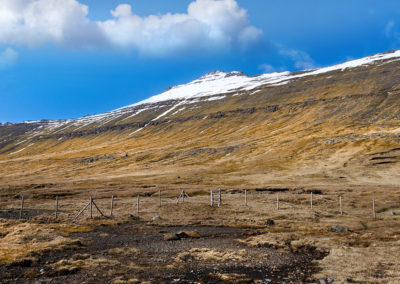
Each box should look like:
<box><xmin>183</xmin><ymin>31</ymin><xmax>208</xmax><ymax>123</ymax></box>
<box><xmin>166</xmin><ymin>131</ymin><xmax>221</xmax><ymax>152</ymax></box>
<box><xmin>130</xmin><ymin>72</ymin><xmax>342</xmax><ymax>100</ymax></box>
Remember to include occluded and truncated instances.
<box><xmin>158</xmin><ymin>190</ymin><xmax>161</xmax><ymax>208</ymax></box>
<box><xmin>90</xmin><ymin>196</ymin><xmax>93</xmax><ymax>219</ymax></box>
<box><xmin>55</xmin><ymin>196</ymin><xmax>59</xmax><ymax>219</ymax></box>
<box><xmin>373</xmin><ymin>198</ymin><xmax>376</xmax><ymax>219</ymax></box>
<box><xmin>74</xmin><ymin>200</ymin><xmax>91</xmax><ymax>221</ymax></box>
<box><xmin>137</xmin><ymin>194</ymin><xmax>140</xmax><ymax>215</ymax></box>
<box><xmin>210</xmin><ymin>189</ymin><xmax>214</xmax><ymax>206</ymax></box>
<box><xmin>218</xmin><ymin>188</ymin><xmax>222</xmax><ymax>207</ymax></box>
<box><xmin>339</xmin><ymin>195</ymin><xmax>343</xmax><ymax>215</ymax></box>
<box><xmin>19</xmin><ymin>196</ymin><xmax>24</xmax><ymax>219</ymax></box>
<box><xmin>310</xmin><ymin>192</ymin><xmax>313</xmax><ymax>209</ymax></box>
<box><xmin>110</xmin><ymin>195</ymin><xmax>114</xmax><ymax>217</ymax></box>
<box><xmin>244</xmin><ymin>190</ymin><xmax>247</xmax><ymax>206</ymax></box>
<box><xmin>277</xmin><ymin>193</ymin><xmax>280</xmax><ymax>210</ymax></box>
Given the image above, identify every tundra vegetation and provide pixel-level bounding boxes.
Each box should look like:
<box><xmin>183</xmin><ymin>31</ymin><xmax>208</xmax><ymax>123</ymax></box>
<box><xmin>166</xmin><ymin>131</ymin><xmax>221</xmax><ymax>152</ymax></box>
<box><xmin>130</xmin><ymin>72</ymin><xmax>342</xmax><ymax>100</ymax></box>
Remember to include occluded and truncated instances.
<box><xmin>1</xmin><ymin>53</ymin><xmax>400</xmax><ymax>282</ymax></box>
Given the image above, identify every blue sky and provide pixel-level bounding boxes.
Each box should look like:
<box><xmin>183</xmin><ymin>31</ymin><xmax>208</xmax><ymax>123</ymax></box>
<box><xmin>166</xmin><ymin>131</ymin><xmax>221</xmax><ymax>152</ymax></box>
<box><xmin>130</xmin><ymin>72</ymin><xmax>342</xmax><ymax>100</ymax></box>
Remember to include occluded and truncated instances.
<box><xmin>1</xmin><ymin>0</ymin><xmax>400</xmax><ymax>122</ymax></box>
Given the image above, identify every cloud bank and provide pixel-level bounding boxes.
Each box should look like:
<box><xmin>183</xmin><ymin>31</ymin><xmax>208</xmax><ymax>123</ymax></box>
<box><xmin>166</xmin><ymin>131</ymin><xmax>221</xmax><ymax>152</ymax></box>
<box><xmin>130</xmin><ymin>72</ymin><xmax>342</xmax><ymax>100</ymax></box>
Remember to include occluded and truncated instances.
<box><xmin>0</xmin><ymin>0</ymin><xmax>262</xmax><ymax>56</ymax></box>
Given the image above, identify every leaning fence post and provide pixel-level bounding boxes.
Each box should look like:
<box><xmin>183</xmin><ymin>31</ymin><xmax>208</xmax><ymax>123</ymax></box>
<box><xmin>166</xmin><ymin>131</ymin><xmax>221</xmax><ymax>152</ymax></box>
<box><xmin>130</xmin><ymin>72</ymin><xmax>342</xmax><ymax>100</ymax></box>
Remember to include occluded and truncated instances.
<box><xmin>19</xmin><ymin>196</ymin><xmax>24</xmax><ymax>219</ymax></box>
<box><xmin>137</xmin><ymin>194</ymin><xmax>140</xmax><ymax>215</ymax></box>
<box><xmin>373</xmin><ymin>198</ymin><xmax>376</xmax><ymax>219</ymax></box>
<box><xmin>90</xmin><ymin>196</ymin><xmax>93</xmax><ymax>219</ymax></box>
<box><xmin>339</xmin><ymin>195</ymin><xmax>343</xmax><ymax>215</ymax></box>
<box><xmin>55</xmin><ymin>196</ymin><xmax>59</xmax><ymax>219</ymax></box>
<box><xmin>244</xmin><ymin>190</ymin><xmax>247</xmax><ymax>206</ymax></box>
<box><xmin>110</xmin><ymin>195</ymin><xmax>114</xmax><ymax>217</ymax></box>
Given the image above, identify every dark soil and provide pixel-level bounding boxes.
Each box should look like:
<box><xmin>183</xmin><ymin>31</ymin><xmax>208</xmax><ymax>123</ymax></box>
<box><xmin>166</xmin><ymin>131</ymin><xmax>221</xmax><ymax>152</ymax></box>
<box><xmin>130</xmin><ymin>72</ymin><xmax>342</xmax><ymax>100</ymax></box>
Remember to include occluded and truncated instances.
<box><xmin>0</xmin><ymin>221</ymin><xmax>321</xmax><ymax>283</ymax></box>
<box><xmin>0</xmin><ymin>209</ymin><xmax>53</xmax><ymax>220</ymax></box>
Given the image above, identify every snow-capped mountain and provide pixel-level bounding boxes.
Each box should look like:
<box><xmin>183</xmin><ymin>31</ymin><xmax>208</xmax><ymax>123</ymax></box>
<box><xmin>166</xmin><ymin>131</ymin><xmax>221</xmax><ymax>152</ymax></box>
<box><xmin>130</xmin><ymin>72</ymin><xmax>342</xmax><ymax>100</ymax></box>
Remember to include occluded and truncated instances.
<box><xmin>4</xmin><ymin>50</ymin><xmax>400</xmax><ymax>131</ymax></box>
<box><xmin>2</xmin><ymin>50</ymin><xmax>400</xmax><ymax>187</ymax></box>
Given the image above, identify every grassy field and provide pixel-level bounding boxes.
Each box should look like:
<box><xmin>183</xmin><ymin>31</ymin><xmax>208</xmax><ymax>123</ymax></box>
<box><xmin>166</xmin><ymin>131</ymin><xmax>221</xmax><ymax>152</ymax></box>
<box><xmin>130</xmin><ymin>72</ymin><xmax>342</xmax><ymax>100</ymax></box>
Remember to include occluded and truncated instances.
<box><xmin>1</xmin><ymin>56</ymin><xmax>400</xmax><ymax>282</ymax></box>
<box><xmin>1</xmin><ymin>183</ymin><xmax>400</xmax><ymax>282</ymax></box>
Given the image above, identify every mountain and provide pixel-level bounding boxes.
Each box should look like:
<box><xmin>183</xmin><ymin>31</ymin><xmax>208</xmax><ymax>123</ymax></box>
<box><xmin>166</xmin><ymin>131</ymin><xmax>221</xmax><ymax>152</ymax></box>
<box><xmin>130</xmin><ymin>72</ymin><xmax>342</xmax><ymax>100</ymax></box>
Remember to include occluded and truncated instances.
<box><xmin>2</xmin><ymin>50</ymin><xmax>400</xmax><ymax>188</ymax></box>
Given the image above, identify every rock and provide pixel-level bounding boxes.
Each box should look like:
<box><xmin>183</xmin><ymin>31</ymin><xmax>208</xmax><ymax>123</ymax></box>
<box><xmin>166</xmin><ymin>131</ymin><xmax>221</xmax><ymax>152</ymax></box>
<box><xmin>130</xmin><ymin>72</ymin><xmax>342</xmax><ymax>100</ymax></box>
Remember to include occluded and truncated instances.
<box><xmin>345</xmin><ymin>277</ymin><xmax>354</xmax><ymax>282</ymax></box>
<box><xmin>319</xmin><ymin>280</ymin><xmax>326</xmax><ymax>284</ymax></box>
<box><xmin>128</xmin><ymin>214</ymin><xmax>139</xmax><ymax>220</ymax></box>
<box><xmin>330</xmin><ymin>225</ymin><xmax>352</xmax><ymax>233</ymax></box>
<box><xmin>179</xmin><ymin>253</ymin><xmax>195</xmax><ymax>262</ymax></box>
<box><xmin>163</xmin><ymin>233</ymin><xmax>180</xmax><ymax>241</ymax></box>
<box><xmin>176</xmin><ymin>231</ymin><xmax>189</xmax><ymax>239</ymax></box>
<box><xmin>164</xmin><ymin>231</ymin><xmax>200</xmax><ymax>241</ymax></box>
<box><xmin>327</xmin><ymin>277</ymin><xmax>334</xmax><ymax>283</ymax></box>
<box><xmin>266</xmin><ymin>219</ymin><xmax>275</xmax><ymax>226</ymax></box>
<box><xmin>151</xmin><ymin>215</ymin><xmax>161</xmax><ymax>221</ymax></box>
<box><xmin>177</xmin><ymin>231</ymin><xmax>200</xmax><ymax>238</ymax></box>
<box><xmin>390</xmin><ymin>211</ymin><xmax>398</xmax><ymax>216</ymax></box>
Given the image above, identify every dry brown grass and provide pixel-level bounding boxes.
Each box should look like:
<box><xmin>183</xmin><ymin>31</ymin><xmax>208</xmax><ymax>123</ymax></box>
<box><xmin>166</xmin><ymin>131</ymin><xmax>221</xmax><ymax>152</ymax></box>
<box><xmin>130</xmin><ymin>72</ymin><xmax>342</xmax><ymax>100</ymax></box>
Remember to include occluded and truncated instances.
<box><xmin>1</xmin><ymin>183</ymin><xmax>399</xmax><ymax>281</ymax></box>
<box><xmin>176</xmin><ymin>248</ymin><xmax>248</xmax><ymax>263</ymax></box>
<box><xmin>1</xmin><ymin>64</ymin><xmax>400</xmax><ymax>281</ymax></box>
<box><xmin>0</xmin><ymin>221</ymin><xmax>87</xmax><ymax>264</ymax></box>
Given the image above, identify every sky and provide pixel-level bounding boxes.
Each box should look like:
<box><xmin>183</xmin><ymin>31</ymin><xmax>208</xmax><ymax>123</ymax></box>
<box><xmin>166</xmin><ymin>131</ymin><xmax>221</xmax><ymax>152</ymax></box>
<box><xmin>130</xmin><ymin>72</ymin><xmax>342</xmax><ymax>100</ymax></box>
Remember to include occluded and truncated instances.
<box><xmin>1</xmin><ymin>0</ymin><xmax>400</xmax><ymax>122</ymax></box>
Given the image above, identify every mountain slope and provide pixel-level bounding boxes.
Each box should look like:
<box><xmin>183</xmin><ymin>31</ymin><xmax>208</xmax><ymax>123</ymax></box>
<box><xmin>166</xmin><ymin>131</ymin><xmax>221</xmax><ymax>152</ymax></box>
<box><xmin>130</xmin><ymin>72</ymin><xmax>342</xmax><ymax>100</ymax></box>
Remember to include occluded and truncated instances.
<box><xmin>1</xmin><ymin>50</ymin><xmax>400</xmax><ymax>188</ymax></box>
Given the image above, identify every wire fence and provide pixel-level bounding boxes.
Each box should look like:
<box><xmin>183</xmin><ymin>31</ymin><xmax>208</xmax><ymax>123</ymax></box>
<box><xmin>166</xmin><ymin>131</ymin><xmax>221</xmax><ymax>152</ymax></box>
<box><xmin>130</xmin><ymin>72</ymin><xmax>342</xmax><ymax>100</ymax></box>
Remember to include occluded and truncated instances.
<box><xmin>1</xmin><ymin>189</ymin><xmax>399</xmax><ymax>222</ymax></box>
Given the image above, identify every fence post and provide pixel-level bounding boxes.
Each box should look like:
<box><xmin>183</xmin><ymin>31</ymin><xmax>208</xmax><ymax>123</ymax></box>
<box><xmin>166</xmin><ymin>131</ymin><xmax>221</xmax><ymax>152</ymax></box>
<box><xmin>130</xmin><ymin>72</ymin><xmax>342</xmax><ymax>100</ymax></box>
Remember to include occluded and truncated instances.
<box><xmin>373</xmin><ymin>198</ymin><xmax>376</xmax><ymax>219</ymax></box>
<box><xmin>137</xmin><ymin>194</ymin><xmax>140</xmax><ymax>215</ymax></box>
<box><xmin>90</xmin><ymin>196</ymin><xmax>93</xmax><ymax>219</ymax></box>
<box><xmin>277</xmin><ymin>193</ymin><xmax>280</xmax><ymax>210</ymax></box>
<box><xmin>339</xmin><ymin>195</ymin><xmax>343</xmax><ymax>215</ymax></box>
<box><xmin>210</xmin><ymin>189</ymin><xmax>214</xmax><ymax>206</ymax></box>
<box><xmin>158</xmin><ymin>190</ymin><xmax>161</xmax><ymax>208</ymax></box>
<box><xmin>55</xmin><ymin>196</ymin><xmax>59</xmax><ymax>219</ymax></box>
<box><xmin>110</xmin><ymin>195</ymin><xmax>114</xmax><ymax>217</ymax></box>
<box><xmin>218</xmin><ymin>188</ymin><xmax>222</xmax><ymax>207</ymax></box>
<box><xmin>244</xmin><ymin>190</ymin><xmax>247</xmax><ymax>206</ymax></box>
<box><xmin>19</xmin><ymin>196</ymin><xmax>24</xmax><ymax>219</ymax></box>
<box><xmin>310</xmin><ymin>192</ymin><xmax>313</xmax><ymax>209</ymax></box>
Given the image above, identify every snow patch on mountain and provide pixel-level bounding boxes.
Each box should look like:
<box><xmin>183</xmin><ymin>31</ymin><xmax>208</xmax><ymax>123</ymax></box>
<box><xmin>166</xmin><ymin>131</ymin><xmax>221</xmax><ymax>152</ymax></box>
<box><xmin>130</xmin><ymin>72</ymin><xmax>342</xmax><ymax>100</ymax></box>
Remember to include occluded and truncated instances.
<box><xmin>123</xmin><ymin>50</ymin><xmax>400</xmax><ymax>108</ymax></box>
<box><xmin>4</xmin><ymin>50</ymin><xmax>400</xmax><ymax>132</ymax></box>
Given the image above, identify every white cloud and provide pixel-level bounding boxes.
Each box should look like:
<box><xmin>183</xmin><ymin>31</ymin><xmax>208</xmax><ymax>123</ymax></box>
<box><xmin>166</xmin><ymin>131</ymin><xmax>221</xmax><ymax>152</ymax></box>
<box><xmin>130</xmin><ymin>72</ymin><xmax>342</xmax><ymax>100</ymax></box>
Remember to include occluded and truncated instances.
<box><xmin>0</xmin><ymin>0</ymin><xmax>262</xmax><ymax>56</ymax></box>
<box><xmin>99</xmin><ymin>0</ymin><xmax>262</xmax><ymax>56</ymax></box>
<box><xmin>385</xmin><ymin>20</ymin><xmax>396</xmax><ymax>38</ymax></box>
<box><xmin>0</xmin><ymin>48</ymin><xmax>18</xmax><ymax>68</ymax></box>
<box><xmin>259</xmin><ymin>64</ymin><xmax>276</xmax><ymax>73</ymax></box>
<box><xmin>0</xmin><ymin>0</ymin><xmax>105</xmax><ymax>48</ymax></box>
<box><xmin>258</xmin><ymin>47</ymin><xmax>317</xmax><ymax>74</ymax></box>
<box><xmin>385</xmin><ymin>20</ymin><xmax>400</xmax><ymax>47</ymax></box>
<box><xmin>280</xmin><ymin>49</ymin><xmax>316</xmax><ymax>70</ymax></box>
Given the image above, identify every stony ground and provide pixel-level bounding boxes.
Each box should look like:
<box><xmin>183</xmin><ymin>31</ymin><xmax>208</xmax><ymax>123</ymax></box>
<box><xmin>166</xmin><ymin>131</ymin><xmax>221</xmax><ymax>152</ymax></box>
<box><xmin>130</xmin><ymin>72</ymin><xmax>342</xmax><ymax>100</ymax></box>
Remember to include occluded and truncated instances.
<box><xmin>0</xmin><ymin>219</ymin><xmax>320</xmax><ymax>283</ymax></box>
<box><xmin>0</xmin><ymin>183</ymin><xmax>400</xmax><ymax>283</ymax></box>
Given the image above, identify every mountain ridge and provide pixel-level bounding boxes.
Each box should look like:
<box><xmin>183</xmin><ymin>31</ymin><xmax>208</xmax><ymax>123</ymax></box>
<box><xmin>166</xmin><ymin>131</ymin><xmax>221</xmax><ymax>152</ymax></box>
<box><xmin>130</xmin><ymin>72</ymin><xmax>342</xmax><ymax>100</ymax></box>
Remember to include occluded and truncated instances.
<box><xmin>1</xmin><ymin>50</ymin><xmax>400</xmax><ymax>188</ymax></box>
<box><xmin>2</xmin><ymin>50</ymin><xmax>400</xmax><ymax>126</ymax></box>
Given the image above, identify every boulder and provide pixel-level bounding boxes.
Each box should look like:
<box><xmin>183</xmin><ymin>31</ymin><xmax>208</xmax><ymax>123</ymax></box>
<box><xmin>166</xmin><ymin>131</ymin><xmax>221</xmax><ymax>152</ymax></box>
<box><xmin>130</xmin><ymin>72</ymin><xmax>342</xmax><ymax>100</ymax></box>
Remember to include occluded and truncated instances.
<box><xmin>163</xmin><ymin>233</ymin><xmax>180</xmax><ymax>241</ymax></box>
<box><xmin>266</xmin><ymin>219</ymin><xmax>275</xmax><ymax>226</ymax></box>
<box><xmin>330</xmin><ymin>225</ymin><xmax>352</xmax><ymax>233</ymax></box>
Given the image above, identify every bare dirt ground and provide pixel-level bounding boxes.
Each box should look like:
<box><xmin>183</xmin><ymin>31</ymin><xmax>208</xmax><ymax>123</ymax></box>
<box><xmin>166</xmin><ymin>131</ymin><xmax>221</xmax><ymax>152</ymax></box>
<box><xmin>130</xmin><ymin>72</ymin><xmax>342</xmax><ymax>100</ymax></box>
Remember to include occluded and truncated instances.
<box><xmin>0</xmin><ymin>183</ymin><xmax>400</xmax><ymax>283</ymax></box>
<box><xmin>0</xmin><ymin>221</ymin><xmax>319</xmax><ymax>283</ymax></box>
